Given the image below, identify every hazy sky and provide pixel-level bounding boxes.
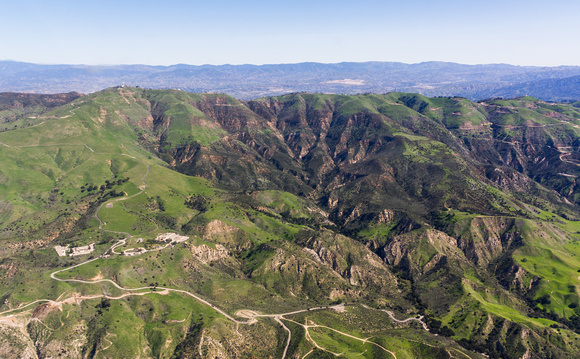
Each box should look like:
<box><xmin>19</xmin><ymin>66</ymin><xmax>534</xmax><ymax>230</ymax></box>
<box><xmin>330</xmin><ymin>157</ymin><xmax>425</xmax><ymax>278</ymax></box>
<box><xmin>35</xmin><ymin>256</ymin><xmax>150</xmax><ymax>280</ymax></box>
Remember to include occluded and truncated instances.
<box><xmin>1</xmin><ymin>0</ymin><xmax>578</xmax><ymax>66</ymax></box>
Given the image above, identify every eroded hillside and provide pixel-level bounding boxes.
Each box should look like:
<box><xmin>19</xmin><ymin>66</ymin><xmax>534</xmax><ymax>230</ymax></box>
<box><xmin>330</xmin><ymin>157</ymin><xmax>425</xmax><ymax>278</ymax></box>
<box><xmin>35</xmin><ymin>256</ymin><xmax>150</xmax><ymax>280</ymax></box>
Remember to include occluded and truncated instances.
<box><xmin>1</xmin><ymin>87</ymin><xmax>580</xmax><ymax>358</ymax></box>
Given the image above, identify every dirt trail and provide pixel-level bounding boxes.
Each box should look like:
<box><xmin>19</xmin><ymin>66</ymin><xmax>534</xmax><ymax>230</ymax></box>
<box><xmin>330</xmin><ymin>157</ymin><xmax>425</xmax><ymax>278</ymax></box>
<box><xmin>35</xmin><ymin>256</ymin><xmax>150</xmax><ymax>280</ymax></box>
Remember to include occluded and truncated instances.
<box><xmin>361</xmin><ymin>304</ymin><xmax>429</xmax><ymax>331</ymax></box>
<box><xmin>283</xmin><ymin>317</ymin><xmax>397</xmax><ymax>359</ymax></box>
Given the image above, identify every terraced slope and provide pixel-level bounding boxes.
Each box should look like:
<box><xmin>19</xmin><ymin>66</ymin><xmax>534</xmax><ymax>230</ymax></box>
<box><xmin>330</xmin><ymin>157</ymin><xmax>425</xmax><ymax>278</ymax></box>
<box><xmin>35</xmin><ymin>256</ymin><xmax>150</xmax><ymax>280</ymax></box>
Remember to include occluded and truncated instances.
<box><xmin>1</xmin><ymin>88</ymin><xmax>580</xmax><ymax>358</ymax></box>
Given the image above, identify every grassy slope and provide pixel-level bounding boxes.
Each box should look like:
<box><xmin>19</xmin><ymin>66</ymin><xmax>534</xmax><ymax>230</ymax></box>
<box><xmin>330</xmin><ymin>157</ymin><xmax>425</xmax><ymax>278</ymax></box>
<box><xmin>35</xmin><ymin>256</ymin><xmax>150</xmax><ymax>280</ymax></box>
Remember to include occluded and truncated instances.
<box><xmin>3</xmin><ymin>88</ymin><xmax>580</xmax><ymax>357</ymax></box>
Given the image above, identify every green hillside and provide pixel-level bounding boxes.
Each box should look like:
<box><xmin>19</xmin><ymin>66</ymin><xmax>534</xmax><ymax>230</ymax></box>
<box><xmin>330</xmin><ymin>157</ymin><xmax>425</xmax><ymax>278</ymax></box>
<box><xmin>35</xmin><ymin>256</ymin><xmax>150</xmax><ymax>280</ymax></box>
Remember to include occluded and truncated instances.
<box><xmin>2</xmin><ymin>87</ymin><xmax>580</xmax><ymax>358</ymax></box>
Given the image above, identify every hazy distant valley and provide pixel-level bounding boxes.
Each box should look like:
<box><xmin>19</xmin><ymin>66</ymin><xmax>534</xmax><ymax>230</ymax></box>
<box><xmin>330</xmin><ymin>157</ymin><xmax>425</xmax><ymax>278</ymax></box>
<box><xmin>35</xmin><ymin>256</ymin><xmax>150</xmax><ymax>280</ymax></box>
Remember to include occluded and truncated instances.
<box><xmin>2</xmin><ymin>60</ymin><xmax>580</xmax><ymax>102</ymax></box>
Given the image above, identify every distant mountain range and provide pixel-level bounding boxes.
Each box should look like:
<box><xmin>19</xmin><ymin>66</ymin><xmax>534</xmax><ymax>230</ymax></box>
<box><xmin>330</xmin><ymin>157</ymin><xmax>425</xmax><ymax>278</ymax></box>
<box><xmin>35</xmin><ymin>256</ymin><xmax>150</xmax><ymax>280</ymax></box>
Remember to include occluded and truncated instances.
<box><xmin>1</xmin><ymin>60</ymin><xmax>580</xmax><ymax>101</ymax></box>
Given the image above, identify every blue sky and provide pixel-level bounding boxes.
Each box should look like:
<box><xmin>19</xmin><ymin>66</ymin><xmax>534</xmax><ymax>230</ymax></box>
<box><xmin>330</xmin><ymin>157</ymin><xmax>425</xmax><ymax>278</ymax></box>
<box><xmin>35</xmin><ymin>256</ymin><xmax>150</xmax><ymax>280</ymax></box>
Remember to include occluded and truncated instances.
<box><xmin>1</xmin><ymin>0</ymin><xmax>578</xmax><ymax>66</ymax></box>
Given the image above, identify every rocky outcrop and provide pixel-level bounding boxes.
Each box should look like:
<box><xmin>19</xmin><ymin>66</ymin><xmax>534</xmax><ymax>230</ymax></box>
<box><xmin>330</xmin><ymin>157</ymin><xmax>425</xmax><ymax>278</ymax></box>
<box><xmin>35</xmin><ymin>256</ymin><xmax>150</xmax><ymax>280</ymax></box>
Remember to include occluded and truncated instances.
<box><xmin>204</xmin><ymin>220</ymin><xmax>237</xmax><ymax>239</ymax></box>
<box><xmin>0</xmin><ymin>319</ymin><xmax>38</xmax><ymax>359</ymax></box>
<box><xmin>379</xmin><ymin>229</ymin><xmax>466</xmax><ymax>276</ymax></box>
<box><xmin>455</xmin><ymin>217</ymin><xmax>523</xmax><ymax>266</ymax></box>
<box><xmin>190</xmin><ymin>244</ymin><xmax>230</xmax><ymax>264</ymax></box>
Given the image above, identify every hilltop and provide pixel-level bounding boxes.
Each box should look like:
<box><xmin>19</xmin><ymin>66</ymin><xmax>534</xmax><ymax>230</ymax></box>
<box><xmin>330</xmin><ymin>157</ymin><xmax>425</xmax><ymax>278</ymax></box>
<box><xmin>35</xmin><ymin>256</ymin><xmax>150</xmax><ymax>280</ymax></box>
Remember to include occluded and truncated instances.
<box><xmin>1</xmin><ymin>88</ymin><xmax>580</xmax><ymax>358</ymax></box>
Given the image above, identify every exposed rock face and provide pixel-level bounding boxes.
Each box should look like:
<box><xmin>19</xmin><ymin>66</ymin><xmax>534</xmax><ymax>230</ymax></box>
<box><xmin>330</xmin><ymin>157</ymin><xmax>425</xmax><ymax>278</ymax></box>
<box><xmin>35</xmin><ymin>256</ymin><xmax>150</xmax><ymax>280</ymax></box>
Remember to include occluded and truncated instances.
<box><xmin>190</xmin><ymin>244</ymin><xmax>230</xmax><ymax>264</ymax></box>
<box><xmin>297</xmin><ymin>231</ymin><xmax>399</xmax><ymax>294</ymax></box>
<box><xmin>455</xmin><ymin>217</ymin><xmax>523</xmax><ymax>266</ymax></box>
<box><xmin>204</xmin><ymin>220</ymin><xmax>237</xmax><ymax>237</ymax></box>
<box><xmin>379</xmin><ymin>229</ymin><xmax>465</xmax><ymax>276</ymax></box>
<box><xmin>377</xmin><ymin>209</ymin><xmax>395</xmax><ymax>224</ymax></box>
<box><xmin>203</xmin><ymin>220</ymin><xmax>248</xmax><ymax>248</ymax></box>
<box><xmin>0</xmin><ymin>320</ymin><xmax>39</xmax><ymax>359</ymax></box>
<box><xmin>0</xmin><ymin>312</ymin><xmax>88</xmax><ymax>359</ymax></box>
<box><xmin>0</xmin><ymin>261</ymin><xmax>17</xmax><ymax>280</ymax></box>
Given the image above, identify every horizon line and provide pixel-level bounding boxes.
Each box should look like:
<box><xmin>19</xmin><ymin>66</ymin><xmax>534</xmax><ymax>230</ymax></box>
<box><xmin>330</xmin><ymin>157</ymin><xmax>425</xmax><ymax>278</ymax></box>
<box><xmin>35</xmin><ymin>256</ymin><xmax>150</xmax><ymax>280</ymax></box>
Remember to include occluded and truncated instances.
<box><xmin>2</xmin><ymin>59</ymin><xmax>578</xmax><ymax>69</ymax></box>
